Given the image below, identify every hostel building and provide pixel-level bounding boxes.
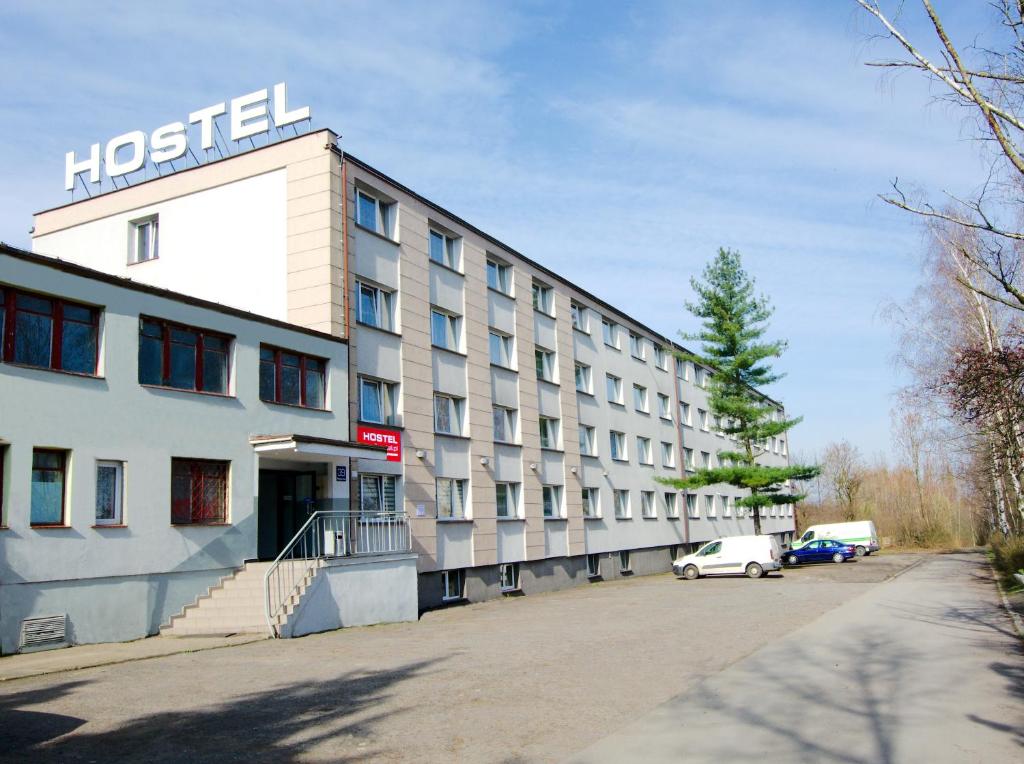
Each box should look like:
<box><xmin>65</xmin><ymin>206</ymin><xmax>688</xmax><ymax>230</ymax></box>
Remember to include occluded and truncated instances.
<box><xmin>23</xmin><ymin>127</ymin><xmax>795</xmax><ymax>635</ymax></box>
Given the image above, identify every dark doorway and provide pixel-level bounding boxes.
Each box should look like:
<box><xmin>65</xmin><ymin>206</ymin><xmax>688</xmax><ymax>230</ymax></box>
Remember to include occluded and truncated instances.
<box><xmin>257</xmin><ymin>469</ymin><xmax>318</xmax><ymax>560</ymax></box>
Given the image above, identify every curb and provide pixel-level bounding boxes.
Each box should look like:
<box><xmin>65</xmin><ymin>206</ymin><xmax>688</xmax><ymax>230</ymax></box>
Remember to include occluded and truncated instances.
<box><xmin>990</xmin><ymin>562</ymin><xmax>1024</xmax><ymax>641</ymax></box>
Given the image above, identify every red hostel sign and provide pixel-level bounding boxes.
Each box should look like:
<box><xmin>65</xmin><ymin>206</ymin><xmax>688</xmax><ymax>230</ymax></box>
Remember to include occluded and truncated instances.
<box><xmin>357</xmin><ymin>425</ymin><xmax>402</xmax><ymax>462</ymax></box>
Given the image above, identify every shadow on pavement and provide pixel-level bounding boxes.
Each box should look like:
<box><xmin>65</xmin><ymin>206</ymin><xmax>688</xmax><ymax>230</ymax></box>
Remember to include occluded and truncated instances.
<box><xmin>0</xmin><ymin>680</ymin><xmax>90</xmax><ymax>753</ymax></box>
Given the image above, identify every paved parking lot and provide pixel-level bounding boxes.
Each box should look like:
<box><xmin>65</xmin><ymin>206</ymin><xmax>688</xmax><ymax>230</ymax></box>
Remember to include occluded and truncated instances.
<box><xmin>0</xmin><ymin>554</ymin><xmax>936</xmax><ymax>762</ymax></box>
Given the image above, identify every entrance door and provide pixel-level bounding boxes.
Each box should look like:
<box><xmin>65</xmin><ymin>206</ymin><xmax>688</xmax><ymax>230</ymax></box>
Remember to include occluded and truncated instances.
<box><xmin>257</xmin><ymin>470</ymin><xmax>318</xmax><ymax>561</ymax></box>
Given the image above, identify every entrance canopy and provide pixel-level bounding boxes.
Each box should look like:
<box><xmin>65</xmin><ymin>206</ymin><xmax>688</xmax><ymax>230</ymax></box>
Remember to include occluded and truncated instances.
<box><xmin>250</xmin><ymin>434</ymin><xmax>388</xmax><ymax>463</ymax></box>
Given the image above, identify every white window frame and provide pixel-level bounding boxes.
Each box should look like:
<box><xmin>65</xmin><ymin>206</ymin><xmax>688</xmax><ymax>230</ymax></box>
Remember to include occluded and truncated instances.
<box><xmin>95</xmin><ymin>460</ymin><xmax>124</xmax><ymax>525</ymax></box>
<box><xmin>436</xmin><ymin>477</ymin><xmax>468</xmax><ymax>520</ymax></box>
<box><xmin>431</xmin><ymin>308</ymin><xmax>462</xmax><ymax>352</ymax></box>
<box><xmin>602</xmin><ymin>318</ymin><xmax>619</xmax><ymax>349</ymax></box>
<box><xmin>492</xmin><ymin>405</ymin><xmax>518</xmax><ymax>444</ymax></box>
<box><xmin>619</xmin><ymin>550</ymin><xmax>631</xmax><ymax>572</ymax></box>
<box><xmin>606</xmin><ymin>374</ymin><xmax>623</xmax><ymax>404</ymax></box>
<box><xmin>614</xmin><ymin>489</ymin><xmax>631</xmax><ymax>519</ymax></box>
<box><xmin>359</xmin><ymin>376</ymin><xmax>399</xmax><ymax>425</ymax></box>
<box><xmin>684</xmin><ymin>447</ymin><xmax>694</xmax><ymax>471</ymax></box>
<box><xmin>499</xmin><ymin>562</ymin><xmax>520</xmax><ymax>592</ymax></box>
<box><xmin>579</xmin><ymin>425</ymin><xmax>597</xmax><ymax>456</ymax></box>
<box><xmin>571</xmin><ymin>302</ymin><xmax>588</xmax><ymax>332</ymax></box>
<box><xmin>575</xmin><ymin>363</ymin><xmax>592</xmax><ymax>394</ymax></box>
<box><xmin>356</xmin><ymin>189</ymin><xmax>395</xmax><ymax>239</ymax></box>
<box><xmin>665</xmin><ymin>492</ymin><xmax>679</xmax><ymax>518</ymax></box>
<box><xmin>433</xmin><ymin>394</ymin><xmax>465</xmax><ymax>436</ymax></box>
<box><xmin>633</xmin><ymin>384</ymin><xmax>649</xmax><ymax>413</ymax></box>
<box><xmin>539</xmin><ymin>417</ymin><xmax>561</xmax><ymax>450</ymax></box>
<box><xmin>701</xmin><ymin>451</ymin><xmax>711</xmax><ymax>469</ymax></box>
<box><xmin>726</xmin><ymin>496</ymin><xmax>736</xmax><ymax>517</ymax></box>
<box><xmin>705</xmin><ymin>494</ymin><xmax>716</xmax><ymax>518</ymax></box>
<box><xmin>680</xmin><ymin>402</ymin><xmax>692</xmax><ymax>427</ymax></box>
<box><xmin>582</xmin><ymin>487</ymin><xmax>600</xmax><ymax>518</ymax></box>
<box><xmin>629</xmin><ymin>332</ymin><xmax>645</xmax><ymax>360</ymax></box>
<box><xmin>586</xmin><ymin>553</ymin><xmax>601</xmax><ymax>577</ymax></box>
<box><xmin>698</xmin><ymin>408</ymin><xmax>709</xmax><ymax>431</ymax></box>
<box><xmin>441</xmin><ymin>569</ymin><xmax>464</xmax><ymax>601</ymax></box>
<box><xmin>360</xmin><ymin>474</ymin><xmax>399</xmax><ymax>516</ymax></box>
<box><xmin>640</xmin><ymin>490</ymin><xmax>656</xmax><ymax>518</ymax></box>
<box><xmin>489</xmin><ymin>330</ymin><xmax>515</xmax><ymax>368</ymax></box>
<box><xmin>658</xmin><ymin>393</ymin><xmax>672</xmax><ymax>419</ymax></box>
<box><xmin>495</xmin><ymin>482</ymin><xmax>521</xmax><ymax>519</ymax></box>
<box><xmin>661</xmin><ymin>442</ymin><xmax>676</xmax><ymax>468</ymax></box>
<box><xmin>486</xmin><ymin>258</ymin><xmax>512</xmax><ymax>294</ymax></box>
<box><xmin>686</xmin><ymin>493</ymin><xmax>698</xmax><ymax>518</ymax></box>
<box><xmin>535</xmin><ymin>347</ymin><xmax>557</xmax><ymax>383</ymax></box>
<box><xmin>542</xmin><ymin>484</ymin><xmax>564</xmax><ymax>518</ymax></box>
<box><xmin>429</xmin><ymin>228</ymin><xmax>460</xmax><ymax>270</ymax></box>
<box><xmin>654</xmin><ymin>346</ymin><xmax>669</xmax><ymax>371</ymax></box>
<box><xmin>610</xmin><ymin>431</ymin><xmax>627</xmax><ymax>462</ymax></box>
<box><xmin>637</xmin><ymin>437</ymin><xmax>653</xmax><ymax>465</ymax></box>
<box><xmin>129</xmin><ymin>216</ymin><xmax>158</xmax><ymax>264</ymax></box>
<box><xmin>532</xmin><ymin>282</ymin><xmax>554</xmax><ymax>315</ymax></box>
<box><xmin>356</xmin><ymin>281</ymin><xmax>395</xmax><ymax>331</ymax></box>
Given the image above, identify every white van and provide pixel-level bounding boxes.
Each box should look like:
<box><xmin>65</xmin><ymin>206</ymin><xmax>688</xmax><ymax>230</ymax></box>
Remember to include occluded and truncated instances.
<box><xmin>791</xmin><ymin>521</ymin><xmax>880</xmax><ymax>556</ymax></box>
<box><xmin>672</xmin><ymin>535</ymin><xmax>782</xmax><ymax>580</ymax></box>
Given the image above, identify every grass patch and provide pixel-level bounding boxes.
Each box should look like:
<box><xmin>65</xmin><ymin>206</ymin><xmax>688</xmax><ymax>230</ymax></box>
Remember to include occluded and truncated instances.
<box><xmin>991</xmin><ymin>536</ymin><xmax>1024</xmax><ymax>592</ymax></box>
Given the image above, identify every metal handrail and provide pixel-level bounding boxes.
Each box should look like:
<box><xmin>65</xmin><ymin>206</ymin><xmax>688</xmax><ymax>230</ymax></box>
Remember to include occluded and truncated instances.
<box><xmin>263</xmin><ymin>510</ymin><xmax>411</xmax><ymax>637</ymax></box>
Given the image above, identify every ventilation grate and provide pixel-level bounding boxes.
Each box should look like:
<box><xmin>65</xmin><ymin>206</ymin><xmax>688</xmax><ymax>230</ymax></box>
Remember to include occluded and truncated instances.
<box><xmin>19</xmin><ymin>614</ymin><xmax>68</xmax><ymax>652</ymax></box>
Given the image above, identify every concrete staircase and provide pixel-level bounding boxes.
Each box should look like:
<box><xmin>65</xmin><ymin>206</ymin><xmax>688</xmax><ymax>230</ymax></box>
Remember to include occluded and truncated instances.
<box><xmin>161</xmin><ymin>560</ymin><xmax>320</xmax><ymax>637</ymax></box>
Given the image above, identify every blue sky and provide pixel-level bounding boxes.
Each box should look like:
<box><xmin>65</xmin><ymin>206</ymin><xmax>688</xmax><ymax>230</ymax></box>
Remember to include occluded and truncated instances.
<box><xmin>0</xmin><ymin>1</ymin><xmax>996</xmax><ymax>459</ymax></box>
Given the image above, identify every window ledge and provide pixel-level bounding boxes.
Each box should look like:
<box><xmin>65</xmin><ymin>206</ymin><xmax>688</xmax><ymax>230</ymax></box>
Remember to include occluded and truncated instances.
<box><xmin>141</xmin><ymin>384</ymin><xmax>234</xmax><ymax>400</ymax></box>
<box><xmin>580</xmin><ymin>452</ymin><xmax>599</xmax><ymax>459</ymax></box>
<box><xmin>92</xmin><ymin>524</ymin><xmax>128</xmax><ymax>529</ymax></box>
<box><xmin>667</xmin><ymin>516</ymin><xmax>682</xmax><ymax>521</ymax></box>
<box><xmin>493</xmin><ymin>440</ymin><xmax>522</xmax><ymax>448</ymax></box>
<box><xmin>609</xmin><ymin>401</ymin><xmax>625</xmax><ymax>408</ymax></box>
<box><xmin>354</xmin><ymin>221</ymin><xmax>399</xmax><ymax>245</ymax></box>
<box><xmin>635</xmin><ymin>410</ymin><xmax>651</xmax><ymax>416</ymax></box>
<box><xmin>127</xmin><ymin>256</ymin><xmax>160</xmax><ymax>267</ymax></box>
<box><xmin>539</xmin><ymin>447</ymin><xmax>564</xmax><ymax>454</ymax></box>
<box><xmin>429</xmin><ymin>259</ymin><xmax>465</xmax><ymax>277</ymax></box>
<box><xmin>631</xmin><ymin>355</ymin><xmax>646</xmax><ymax>363</ymax></box>
<box><xmin>497</xmin><ymin>517</ymin><xmax>526</xmax><ymax>522</ymax></box>
<box><xmin>543</xmin><ymin>516</ymin><xmax>568</xmax><ymax>522</ymax></box>
<box><xmin>576</xmin><ymin>390</ymin><xmax>595</xmax><ymax>398</ymax></box>
<box><xmin>31</xmin><ymin>524</ymin><xmax>72</xmax><ymax>530</ymax></box>
<box><xmin>614</xmin><ymin>516</ymin><xmax>633</xmax><ymax>521</ymax></box>
<box><xmin>171</xmin><ymin>523</ymin><xmax>231</xmax><ymax>527</ymax></box>
<box><xmin>432</xmin><ymin>344</ymin><xmax>468</xmax><ymax>359</ymax></box>
<box><xmin>536</xmin><ymin>378</ymin><xmax>560</xmax><ymax>389</ymax></box>
<box><xmin>583</xmin><ymin>515</ymin><xmax>603</xmax><ymax>521</ymax></box>
<box><xmin>355</xmin><ymin>321</ymin><xmax>402</xmax><ymax>338</ymax></box>
<box><xmin>262</xmin><ymin>399</ymin><xmax>331</xmax><ymax>414</ymax></box>
<box><xmin>611</xmin><ymin>457</ymin><xmax>630</xmax><ymax>464</ymax></box>
<box><xmin>641</xmin><ymin>515</ymin><xmax>659</xmax><ymax>521</ymax></box>
<box><xmin>487</xmin><ymin>286</ymin><xmax>515</xmax><ymax>299</ymax></box>
<box><xmin>489</xmin><ymin>362</ymin><xmax>518</xmax><ymax>373</ymax></box>
<box><xmin>604</xmin><ymin>343</ymin><xmax>621</xmax><ymax>351</ymax></box>
<box><xmin>358</xmin><ymin>420</ymin><xmax>403</xmax><ymax>430</ymax></box>
<box><xmin>435</xmin><ymin>431</ymin><xmax>471</xmax><ymax>440</ymax></box>
<box><xmin>3</xmin><ymin>362</ymin><xmax>103</xmax><ymax>381</ymax></box>
<box><xmin>436</xmin><ymin>518</ymin><xmax>473</xmax><ymax>523</ymax></box>
<box><xmin>533</xmin><ymin>308</ymin><xmax>556</xmax><ymax>319</ymax></box>
<box><xmin>660</xmin><ymin>415</ymin><xmax>674</xmax><ymax>422</ymax></box>
<box><xmin>573</xmin><ymin>326</ymin><xmax>591</xmax><ymax>336</ymax></box>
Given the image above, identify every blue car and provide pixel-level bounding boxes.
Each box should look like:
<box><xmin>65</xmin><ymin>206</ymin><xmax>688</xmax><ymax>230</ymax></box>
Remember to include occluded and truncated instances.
<box><xmin>783</xmin><ymin>539</ymin><xmax>856</xmax><ymax>565</ymax></box>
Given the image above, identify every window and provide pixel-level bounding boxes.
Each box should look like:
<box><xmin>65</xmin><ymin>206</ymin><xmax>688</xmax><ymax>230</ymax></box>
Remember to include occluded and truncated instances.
<box><xmin>492</xmin><ymin>405</ymin><xmax>518</xmax><ymax>443</ymax></box>
<box><xmin>359</xmin><ymin>377</ymin><xmax>399</xmax><ymax>425</ymax></box>
<box><xmin>437</xmin><ymin>478</ymin><xmax>468</xmax><ymax>519</ymax></box>
<box><xmin>356</xmin><ymin>189</ymin><xmax>395</xmax><ymax>239</ymax></box>
<box><xmin>539</xmin><ymin>417</ymin><xmax>560</xmax><ymax>449</ymax></box>
<box><xmin>629</xmin><ymin>332</ymin><xmax>645</xmax><ymax>360</ymax></box>
<box><xmin>429</xmin><ymin>229</ymin><xmax>460</xmax><ymax>269</ymax></box>
<box><xmin>0</xmin><ymin>445</ymin><xmax>6</xmax><ymax>525</ymax></box>
<box><xmin>606</xmin><ymin>374</ymin><xmax>623</xmax><ymax>404</ymax></box>
<box><xmin>698</xmin><ymin>408</ymin><xmax>709</xmax><ymax>431</ymax></box>
<box><xmin>2</xmin><ymin>289</ymin><xmax>99</xmax><ymax>375</ymax></box>
<box><xmin>676</xmin><ymin>358</ymin><xmax>689</xmax><ymax>380</ymax></box>
<box><xmin>582</xmin><ymin>487</ymin><xmax>599</xmax><ymax>518</ymax></box>
<box><xmin>259</xmin><ymin>346</ymin><xmax>326</xmax><ymax>409</ymax></box>
<box><xmin>575</xmin><ymin>363</ymin><xmax>592</xmax><ymax>394</ymax></box>
<box><xmin>637</xmin><ymin>437</ymin><xmax>653</xmax><ymax>465</ymax></box>
<box><xmin>610</xmin><ymin>431</ymin><xmax>627</xmax><ymax>461</ymax></box>
<box><xmin>542</xmin><ymin>485</ymin><xmax>563</xmax><ymax>518</ymax></box>
<box><xmin>695</xmin><ymin>367</ymin><xmax>706</xmax><ymax>388</ymax></box>
<box><xmin>725</xmin><ymin>496</ymin><xmax>735</xmax><ymax>518</ymax></box>
<box><xmin>701</xmin><ymin>451</ymin><xmax>711</xmax><ymax>469</ymax></box>
<box><xmin>535</xmin><ymin>347</ymin><xmax>556</xmax><ymax>382</ymax></box>
<box><xmin>356</xmin><ymin>282</ymin><xmax>395</xmax><ymax>331</ymax></box>
<box><xmin>680</xmin><ymin>402</ymin><xmax>692</xmax><ymax>426</ymax></box>
<box><xmin>619</xmin><ymin>550</ymin><xmax>631</xmax><ymax>572</ymax></box>
<box><xmin>31</xmin><ymin>449</ymin><xmax>67</xmax><ymax>526</ymax></box>
<box><xmin>686</xmin><ymin>494</ymin><xmax>698</xmax><ymax>518</ymax></box>
<box><xmin>684</xmin><ymin>448</ymin><xmax>694</xmax><ymax>470</ymax></box>
<box><xmin>654</xmin><ymin>346</ymin><xmax>669</xmax><ymax>370</ymax></box>
<box><xmin>434</xmin><ymin>394</ymin><xmax>465</xmax><ymax>435</ymax></box>
<box><xmin>633</xmin><ymin>384</ymin><xmax>649</xmax><ymax>413</ymax></box>
<box><xmin>714</xmin><ymin>414</ymin><xmax>723</xmax><ymax>435</ymax></box>
<box><xmin>587</xmin><ymin>553</ymin><xmax>601</xmax><ymax>577</ymax></box>
<box><xmin>782</xmin><ymin>439</ymin><xmax>788</xmax><ymax>457</ymax></box>
<box><xmin>499</xmin><ymin>562</ymin><xmax>520</xmax><ymax>591</ymax></box>
<box><xmin>614</xmin><ymin>489</ymin><xmax>630</xmax><ymax>519</ymax></box>
<box><xmin>441</xmin><ymin>569</ymin><xmax>464</xmax><ymax>601</ymax></box>
<box><xmin>571</xmin><ymin>302</ymin><xmax>588</xmax><ymax>332</ymax></box>
<box><xmin>130</xmin><ymin>216</ymin><xmax>158</xmax><ymax>263</ymax></box>
<box><xmin>532</xmin><ymin>282</ymin><xmax>553</xmax><ymax>315</ymax></box>
<box><xmin>641</xmin><ymin>490</ymin><xmax>656</xmax><ymax>518</ymax></box>
<box><xmin>489</xmin><ymin>330</ymin><xmax>514</xmax><ymax>368</ymax></box>
<box><xmin>705</xmin><ymin>494</ymin><xmax>716</xmax><ymax>518</ymax></box>
<box><xmin>487</xmin><ymin>259</ymin><xmax>512</xmax><ymax>294</ymax></box>
<box><xmin>431</xmin><ymin>309</ymin><xmax>461</xmax><ymax>352</ymax></box>
<box><xmin>171</xmin><ymin>458</ymin><xmax>228</xmax><ymax>525</ymax></box>
<box><xmin>665</xmin><ymin>492</ymin><xmax>679</xmax><ymax>518</ymax></box>
<box><xmin>661</xmin><ymin>442</ymin><xmax>676</xmax><ymax>468</ymax></box>
<box><xmin>360</xmin><ymin>474</ymin><xmax>398</xmax><ymax>516</ymax></box>
<box><xmin>579</xmin><ymin>425</ymin><xmax>596</xmax><ymax>456</ymax></box>
<box><xmin>601</xmin><ymin>318</ymin><xmax>619</xmax><ymax>348</ymax></box>
<box><xmin>496</xmin><ymin>482</ymin><xmax>520</xmax><ymax>518</ymax></box>
<box><xmin>95</xmin><ymin>460</ymin><xmax>124</xmax><ymax>526</ymax></box>
<box><xmin>658</xmin><ymin>393</ymin><xmax>672</xmax><ymax>419</ymax></box>
<box><xmin>139</xmin><ymin>317</ymin><xmax>230</xmax><ymax>394</ymax></box>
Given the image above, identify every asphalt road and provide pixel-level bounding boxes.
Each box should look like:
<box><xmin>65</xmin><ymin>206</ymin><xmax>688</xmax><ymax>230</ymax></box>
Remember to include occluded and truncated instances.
<box><xmin>569</xmin><ymin>552</ymin><xmax>1024</xmax><ymax>763</ymax></box>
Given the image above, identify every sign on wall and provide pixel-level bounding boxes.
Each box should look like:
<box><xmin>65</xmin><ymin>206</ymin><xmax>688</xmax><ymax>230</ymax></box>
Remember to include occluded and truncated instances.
<box><xmin>64</xmin><ymin>82</ymin><xmax>312</xmax><ymax>193</ymax></box>
<box><xmin>356</xmin><ymin>425</ymin><xmax>402</xmax><ymax>463</ymax></box>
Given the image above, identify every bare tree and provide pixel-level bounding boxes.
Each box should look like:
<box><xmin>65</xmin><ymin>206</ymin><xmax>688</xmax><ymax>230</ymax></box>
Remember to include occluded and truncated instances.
<box><xmin>821</xmin><ymin>441</ymin><xmax>865</xmax><ymax>521</ymax></box>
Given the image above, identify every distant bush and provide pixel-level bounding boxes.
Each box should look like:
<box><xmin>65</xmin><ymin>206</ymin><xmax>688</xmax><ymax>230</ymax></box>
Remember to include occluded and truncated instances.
<box><xmin>992</xmin><ymin>535</ymin><xmax>1024</xmax><ymax>578</ymax></box>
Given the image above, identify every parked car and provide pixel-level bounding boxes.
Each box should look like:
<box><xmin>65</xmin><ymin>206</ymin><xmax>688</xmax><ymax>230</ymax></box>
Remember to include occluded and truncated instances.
<box><xmin>783</xmin><ymin>539</ymin><xmax>856</xmax><ymax>565</ymax></box>
<box><xmin>791</xmin><ymin>521</ymin><xmax>880</xmax><ymax>556</ymax></box>
<box><xmin>673</xmin><ymin>535</ymin><xmax>782</xmax><ymax>580</ymax></box>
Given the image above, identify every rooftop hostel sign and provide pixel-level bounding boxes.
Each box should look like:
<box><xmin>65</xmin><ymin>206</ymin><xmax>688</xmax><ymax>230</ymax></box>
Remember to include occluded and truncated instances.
<box><xmin>64</xmin><ymin>82</ymin><xmax>311</xmax><ymax>192</ymax></box>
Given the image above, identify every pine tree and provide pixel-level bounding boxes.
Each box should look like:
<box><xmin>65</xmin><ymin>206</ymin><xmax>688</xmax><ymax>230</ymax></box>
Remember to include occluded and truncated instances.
<box><xmin>657</xmin><ymin>248</ymin><xmax>819</xmax><ymax>535</ymax></box>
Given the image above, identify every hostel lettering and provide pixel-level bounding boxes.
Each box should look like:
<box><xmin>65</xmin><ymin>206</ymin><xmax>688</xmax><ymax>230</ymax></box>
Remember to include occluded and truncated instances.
<box><xmin>356</xmin><ymin>426</ymin><xmax>402</xmax><ymax>462</ymax></box>
<box><xmin>65</xmin><ymin>82</ymin><xmax>311</xmax><ymax>191</ymax></box>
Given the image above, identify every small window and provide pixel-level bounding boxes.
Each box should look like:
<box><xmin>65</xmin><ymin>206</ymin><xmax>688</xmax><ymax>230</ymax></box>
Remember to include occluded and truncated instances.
<box><xmin>539</xmin><ymin>417</ymin><xmax>560</xmax><ymax>449</ymax></box>
<box><xmin>542</xmin><ymin>485</ymin><xmax>563</xmax><ymax>518</ymax></box>
<box><xmin>619</xmin><ymin>550</ymin><xmax>631</xmax><ymax>572</ymax></box>
<box><xmin>629</xmin><ymin>332</ymin><xmax>645</xmax><ymax>360</ymax></box>
<box><xmin>705</xmin><ymin>494</ymin><xmax>716</xmax><ymax>518</ymax></box>
<box><xmin>661</xmin><ymin>442</ymin><xmax>676</xmax><ymax>468</ymax></box>
<box><xmin>535</xmin><ymin>347</ymin><xmax>556</xmax><ymax>383</ymax></box>
<box><xmin>171</xmin><ymin>458</ymin><xmax>228</xmax><ymax>525</ymax></box>
<box><xmin>665</xmin><ymin>492</ymin><xmax>679</xmax><ymax>518</ymax></box>
<box><xmin>725</xmin><ymin>496</ymin><xmax>736</xmax><ymax>518</ymax></box>
<box><xmin>434</xmin><ymin>394</ymin><xmax>465</xmax><ymax>436</ymax></box>
<box><xmin>356</xmin><ymin>189</ymin><xmax>395</xmax><ymax>239</ymax></box>
<box><xmin>698</xmin><ymin>408</ymin><xmax>709</xmax><ymax>431</ymax></box>
<box><xmin>637</xmin><ymin>437</ymin><xmax>653</xmax><ymax>465</ymax></box>
<box><xmin>614</xmin><ymin>489</ymin><xmax>630</xmax><ymax>519</ymax></box>
<box><xmin>658</xmin><ymin>393</ymin><xmax>672</xmax><ymax>419</ymax></box>
<box><xmin>492</xmin><ymin>405</ymin><xmax>518</xmax><ymax>443</ymax></box>
<box><xmin>429</xmin><ymin>229</ymin><xmax>460</xmax><ymax>270</ymax></box>
<box><xmin>606</xmin><ymin>374</ymin><xmax>623</xmax><ymax>404</ymax></box>
<box><xmin>487</xmin><ymin>259</ymin><xmax>512</xmax><ymax>294</ymax></box>
<box><xmin>695</xmin><ymin>367</ymin><xmax>706</xmax><ymax>388</ymax></box>
<box><xmin>437</xmin><ymin>478</ymin><xmax>468</xmax><ymax>519</ymax></box>
<box><xmin>582</xmin><ymin>487</ymin><xmax>599</xmax><ymax>518</ymax></box>
<box><xmin>683</xmin><ymin>448</ymin><xmax>694</xmax><ymax>470</ymax></box>
<box><xmin>532</xmin><ymin>282</ymin><xmax>554</xmax><ymax>315</ymax></box>
<box><xmin>356</xmin><ymin>282</ymin><xmax>395</xmax><ymax>331</ymax></box>
<box><xmin>130</xmin><ymin>216</ymin><xmax>158</xmax><ymax>264</ymax></box>
<box><xmin>676</xmin><ymin>358</ymin><xmax>689</xmax><ymax>380</ymax></box>
<box><xmin>574</xmin><ymin>363</ymin><xmax>592</xmax><ymax>394</ymax></box>
<box><xmin>139</xmin><ymin>317</ymin><xmax>231</xmax><ymax>394</ymax></box>
<box><xmin>31</xmin><ymin>449</ymin><xmax>67</xmax><ymax>526</ymax></box>
<box><xmin>3</xmin><ymin>289</ymin><xmax>99</xmax><ymax>375</ymax></box>
<box><xmin>431</xmin><ymin>309</ymin><xmax>462</xmax><ymax>352</ymax></box>
<box><xmin>601</xmin><ymin>318</ymin><xmax>619</xmax><ymax>349</ymax></box>
<box><xmin>579</xmin><ymin>425</ymin><xmax>597</xmax><ymax>456</ymax></box>
<box><xmin>489</xmin><ymin>330</ymin><xmax>515</xmax><ymax>368</ymax></box>
<box><xmin>95</xmin><ymin>460</ymin><xmax>124</xmax><ymax>526</ymax></box>
<box><xmin>360</xmin><ymin>474</ymin><xmax>398</xmax><ymax>516</ymax></box>
<box><xmin>701</xmin><ymin>451</ymin><xmax>711</xmax><ymax>469</ymax></box>
<box><xmin>496</xmin><ymin>482</ymin><xmax>520</xmax><ymax>518</ymax></box>
<box><xmin>586</xmin><ymin>553</ymin><xmax>601</xmax><ymax>577</ymax></box>
<box><xmin>499</xmin><ymin>562</ymin><xmax>520</xmax><ymax>592</ymax></box>
<box><xmin>259</xmin><ymin>346</ymin><xmax>326</xmax><ymax>409</ymax></box>
<box><xmin>441</xmin><ymin>569</ymin><xmax>465</xmax><ymax>601</ymax></box>
<box><xmin>641</xmin><ymin>490</ymin><xmax>656</xmax><ymax>518</ymax></box>
<box><xmin>359</xmin><ymin>376</ymin><xmax>399</xmax><ymax>425</ymax></box>
<box><xmin>610</xmin><ymin>431</ymin><xmax>627</xmax><ymax>462</ymax></box>
<box><xmin>686</xmin><ymin>494</ymin><xmax>698</xmax><ymax>518</ymax></box>
<box><xmin>654</xmin><ymin>346</ymin><xmax>669</xmax><ymax>371</ymax></box>
<box><xmin>571</xmin><ymin>302</ymin><xmax>588</xmax><ymax>332</ymax></box>
<box><xmin>633</xmin><ymin>384</ymin><xmax>649</xmax><ymax>413</ymax></box>
<box><xmin>680</xmin><ymin>402</ymin><xmax>692</xmax><ymax>426</ymax></box>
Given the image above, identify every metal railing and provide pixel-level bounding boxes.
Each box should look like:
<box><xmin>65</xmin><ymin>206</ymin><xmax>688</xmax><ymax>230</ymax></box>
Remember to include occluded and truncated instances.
<box><xmin>264</xmin><ymin>509</ymin><xmax>411</xmax><ymax>636</ymax></box>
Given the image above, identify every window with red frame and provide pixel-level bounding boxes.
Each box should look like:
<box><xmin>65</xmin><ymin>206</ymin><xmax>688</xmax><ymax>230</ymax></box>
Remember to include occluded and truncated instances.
<box><xmin>170</xmin><ymin>458</ymin><xmax>228</xmax><ymax>524</ymax></box>
<box><xmin>1</xmin><ymin>287</ymin><xmax>99</xmax><ymax>375</ymax></box>
<box><xmin>139</xmin><ymin>317</ymin><xmax>230</xmax><ymax>394</ymax></box>
<box><xmin>259</xmin><ymin>346</ymin><xmax>326</xmax><ymax>409</ymax></box>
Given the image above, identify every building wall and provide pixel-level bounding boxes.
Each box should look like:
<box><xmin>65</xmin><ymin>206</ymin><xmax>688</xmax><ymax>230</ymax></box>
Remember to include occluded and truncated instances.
<box><xmin>0</xmin><ymin>251</ymin><xmax>350</xmax><ymax>651</ymax></box>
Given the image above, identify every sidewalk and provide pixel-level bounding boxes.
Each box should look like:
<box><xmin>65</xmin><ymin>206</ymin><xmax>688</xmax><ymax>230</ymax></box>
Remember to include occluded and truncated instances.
<box><xmin>0</xmin><ymin>634</ymin><xmax>267</xmax><ymax>682</ymax></box>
